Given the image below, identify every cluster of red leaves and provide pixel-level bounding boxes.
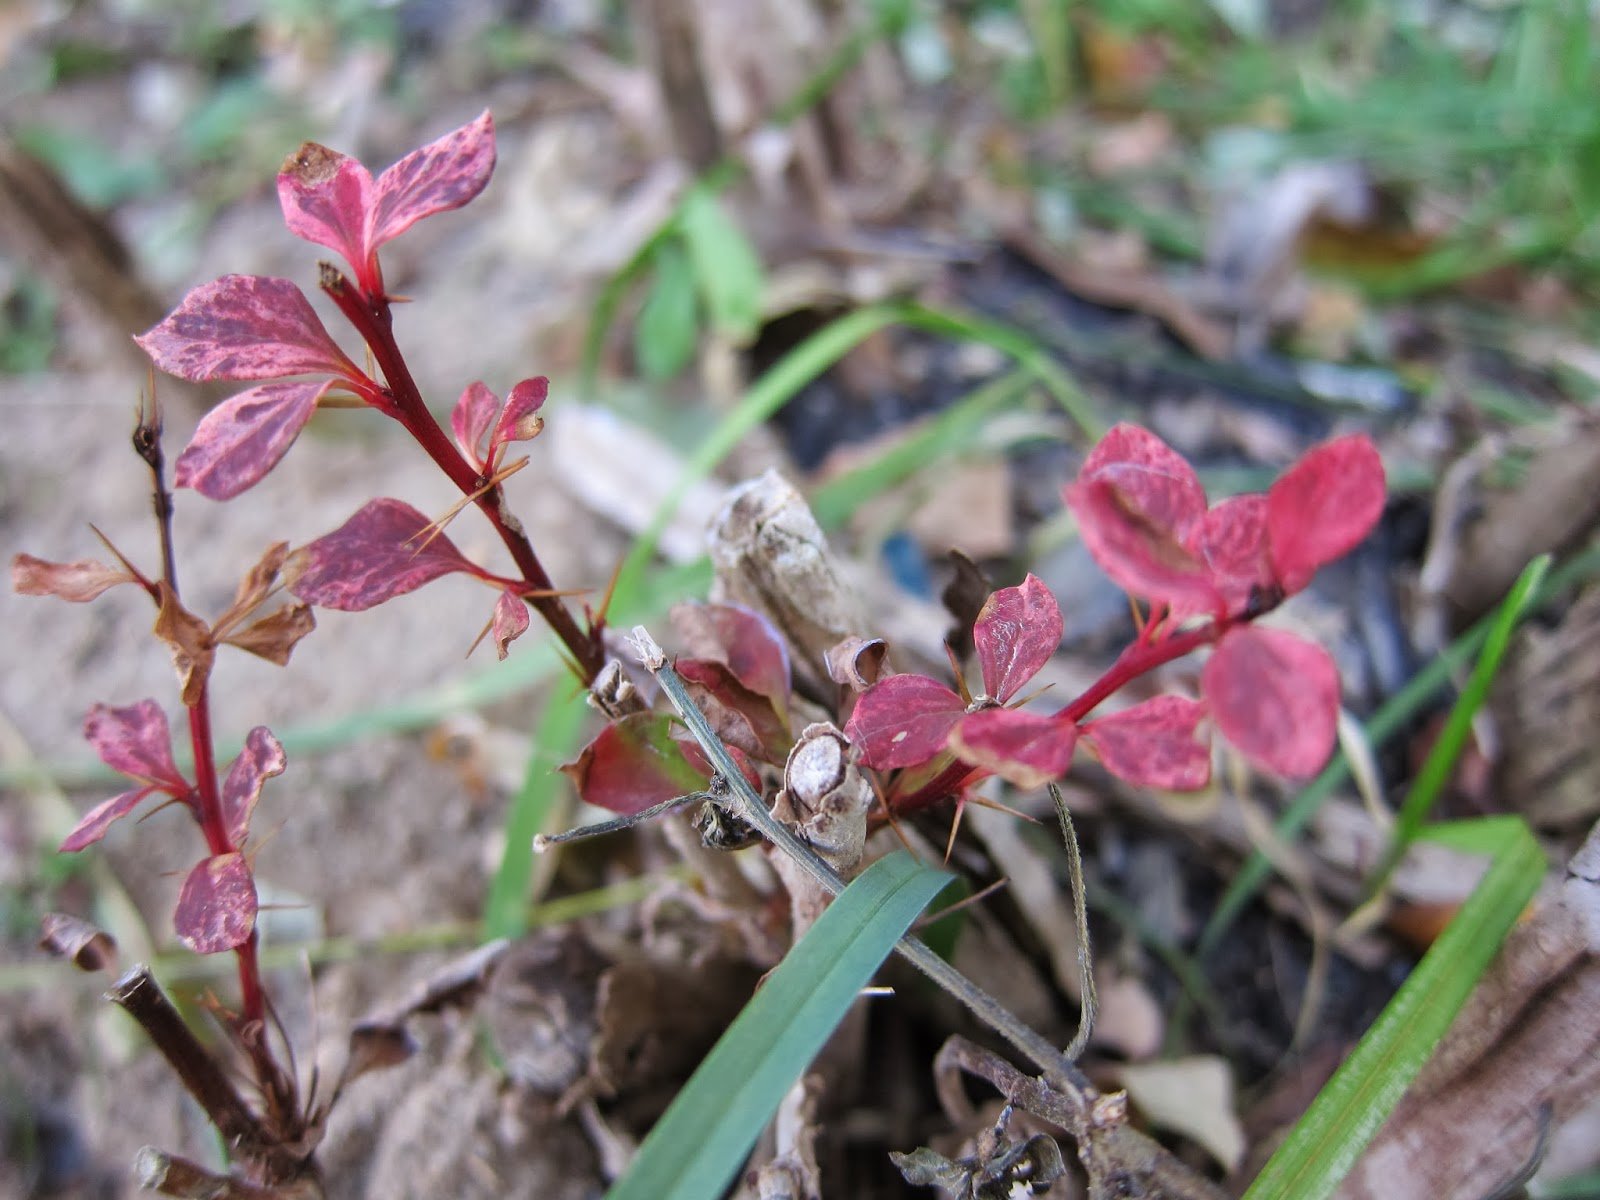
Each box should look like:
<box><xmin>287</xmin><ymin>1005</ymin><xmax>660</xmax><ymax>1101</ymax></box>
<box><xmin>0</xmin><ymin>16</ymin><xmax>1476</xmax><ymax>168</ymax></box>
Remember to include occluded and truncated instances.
<box><xmin>847</xmin><ymin>424</ymin><xmax>1385</xmax><ymax>801</ymax></box>
<box><xmin>63</xmin><ymin>701</ymin><xmax>283</xmax><ymax>955</ymax></box>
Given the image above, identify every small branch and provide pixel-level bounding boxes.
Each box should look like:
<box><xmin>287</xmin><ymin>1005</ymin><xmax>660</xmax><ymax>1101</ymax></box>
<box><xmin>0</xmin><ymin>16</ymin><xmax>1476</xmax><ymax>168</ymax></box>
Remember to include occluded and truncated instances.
<box><xmin>136</xmin><ymin>1147</ymin><xmax>321</xmax><ymax>1200</ymax></box>
<box><xmin>108</xmin><ymin>966</ymin><xmax>301</xmax><ymax>1181</ymax></box>
<box><xmin>630</xmin><ymin>626</ymin><xmax>1091</xmax><ymax>1093</ymax></box>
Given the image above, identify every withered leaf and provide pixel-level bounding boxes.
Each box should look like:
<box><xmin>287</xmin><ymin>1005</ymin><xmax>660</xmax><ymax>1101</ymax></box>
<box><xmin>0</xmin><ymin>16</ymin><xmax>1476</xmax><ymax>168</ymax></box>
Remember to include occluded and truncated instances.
<box><xmin>153</xmin><ymin>581</ymin><xmax>215</xmax><ymax>706</ymax></box>
<box><xmin>222</xmin><ymin>603</ymin><xmax>316</xmax><ymax>666</ymax></box>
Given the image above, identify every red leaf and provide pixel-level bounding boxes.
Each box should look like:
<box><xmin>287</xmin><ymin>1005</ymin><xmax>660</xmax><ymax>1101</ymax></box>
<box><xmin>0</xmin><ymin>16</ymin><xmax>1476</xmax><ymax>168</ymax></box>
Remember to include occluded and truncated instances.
<box><xmin>1180</xmin><ymin>493</ymin><xmax>1273</xmax><ymax>616</ymax></box>
<box><xmin>174</xmin><ymin>380</ymin><xmax>332</xmax><ymax>500</ymax></box>
<box><xmin>1066</xmin><ymin>478</ymin><xmax>1219</xmax><ymax>610</ymax></box>
<box><xmin>676</xmin><ymin>738</ymin><xmax>765</xmax><ymax>796</ymax></box>
<box><xmin>136</xmin><ymin>276</ymin><xmax>358</xmax><ymax>383</ymax></box>
<box><xmin>491</xmin><ymin>377</ymin><xmax>547</xmax><ymax>458</ymax></box>
<box><xmin>450</xmin><ymin>380</ymin><xmax>499</xmax><ymax>469</ymax></box>
<box><xmin>59</xmin><ymin>786</ymin><xmax>156</xmax><ymax>853</ymax></box>
<box><xmin>1079</xmin><ymin>424</ymin><xmax>1208</xmax><ymax>539</ymax></box>
<box><xmin>1082</xmin><ymin>696</ymin><xmax>1211</xmax><ymax>791</ymax></box>
<box><xmin>84</xmin><ymin>700</ymin><xmax>187</xmax><ymax>793</ymax></box>
<box><xmin>844</xmin><ymin>674</ymin><xmax>966</xmax><ymax>770</ymax></box>
<box><xmin>12</xmin><ymin>554</ymin><xmax>135</xmax><ymax>602</ymax></box>
<box><xmin>670</xmin><ymin>602</ymin><xmax>792</xmax><ymax>715</ymax></box>
<box><xmin>286</xmin><ymin>499</ymin><xmax>482</xmax><ymax>611</ymax></box>
<box><xmin>561</xmin><ymin>713</ymin><xmax>707</xmax><ymax>815</ymax></box>
<box><xmin>174</xmin><ymin>852</ymin><xmax>258</xmax><ymax>954</ymax></box>
<box><xmin>276</xmin><ymin>142</ymin><xmax>376</xmax><ymax>288</ymax></box>
<box><xmin>220</xmin><ymin>726</ymin><xmax>285</xmax><ymax>847</ymax></box>
<box><xmin>1203</xmin><ymin>626</ymin><xmax>1340</xmax><ymax>778</ymax></box>
<box><xmin>492</xmin><ymin>590</ymin><xmax>530</xmax><ymax>660</ymax></box>
<box><xmin>973</xmin><ymin>574</ymin><xmax>1062</xmax><ymax>702</ymax></box>
<box><xmin>948</xmin><ymin>708</ymin><xmax>1077</xmax><ymax>791</ymax></box>
<box><xmin>677</xmin><ymin>658</ymin><xmax>792</xmax><ymax>762</ymax></box>
<box><xmin>1266</xmin><ymin>434</ymin><xmax>1386</xmax><ymax>594</ymax></box>
<box><xmin>371</xmin><ymin>111</ymin><xmax>496</xmax><ymax>250</ymax></box>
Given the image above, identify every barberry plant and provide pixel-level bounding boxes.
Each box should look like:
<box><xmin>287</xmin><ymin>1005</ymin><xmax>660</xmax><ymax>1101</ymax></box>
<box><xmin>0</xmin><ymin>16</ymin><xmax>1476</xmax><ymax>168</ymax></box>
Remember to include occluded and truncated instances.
<box><xmin>14</xmin><ymin>104</ymin><xmax>1386</xmax><ymax>1195</ymax></box>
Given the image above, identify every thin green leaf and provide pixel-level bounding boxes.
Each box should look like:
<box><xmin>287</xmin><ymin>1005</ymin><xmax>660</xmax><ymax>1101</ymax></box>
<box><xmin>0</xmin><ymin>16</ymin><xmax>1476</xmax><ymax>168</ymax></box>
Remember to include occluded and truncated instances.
<box><xmin>483</xmin><ymin>687</ymin><xmax>591</xmax><ymax>939</ymax></box>
<box><xmin>1201</xmin><ymin>544</ymin><xmax>1600</xmax><ymax>955</ymax></box>
<box><xmin>605</xmin><ymin>851</ymin><xmax>952</xmax><ymax>1200</ymax></box>
<box><xmin>679</xmin><ymin>185</ymin><xmax>764</xmax><ymax>340</ymax></box>
<box><xmin>1242</xmin><ymin>817</ymin><xmax>1545</xmax><ymax>1200</ymax></box>
<box><xmin>635</xmin><ymin>237</ymin><xmax>701</xmax><ymax>381</ymax></box>
<box><xmin>1362</xmin><ymin>555</ymin><xmax>1550</xmax><ymax>899</ymax></box>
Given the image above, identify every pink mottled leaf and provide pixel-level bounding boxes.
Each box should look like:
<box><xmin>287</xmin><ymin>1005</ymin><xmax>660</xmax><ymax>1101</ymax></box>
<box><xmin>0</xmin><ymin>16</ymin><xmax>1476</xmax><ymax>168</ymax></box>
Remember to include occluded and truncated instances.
<box><xmin>220</xmin><ymin>726</ymin><xmax>285</xmax><ymax>847</ymax></box>
<box><xmin>371</xmin><ymin>110</ymin><xmax>496</xmax><ymax>248</ymax></box>
<box><xmin>948</xmin><ymin>708</ymin><xmax>1077</xmax><ymax>791</ymax></box>
<box><xmin>1180</xmin><ymin>493</ymin><xmax>1273</xmax><ymax>616</ymax></box>
<box><xmin>844</xmin><ymin>674</ymin><xmax>966</xmax><ymax>771</ymax></box>
<box><xmin>174</xmin><ymin>380</ymin><xmax>332</xmax><ymax>500</ymax></box>
<box><xmin>174</xmin><ymin>853</ymin><xmax>258</xmax><ymax>954</ymax></box>
<box><xmin>1082</xmin><ymin>696</ymin><xmax>1211</xmax><ymax>791</ymax></box>
<box><xmin>490</xmin><ymin>377</ymin><xmax>547</xmax><ymax>461</ymax></box>
<box><xmin>670</xmin><ymin>602</ymin><xmax>791</xmax><ymax>715</ymax></box>
<box><xmin>1079</xmin><ymin>423</ymin><xmax>1207</xmax><ymax>540</ymax></box>
<box><xmin>1066</xmin><ymin>478</ymin><xmax>1219</xmax><ymax>610</ymax></box>
<box><xmin>1267</xmin><ymin>434</ymin><xmax>1386</xmax><ymax>594</ymax></box>
<box><xmin>276</xmin><ymin>143</ymin><xmax>376</xmax><ymax>284</ymax></box>
<box><xmin>84</xmin><ymin>700</ymin><xmax>187</xmax><ymax>793</ymax></box>
<box><xmin>973</xmin><ymin>574</ymin><xmax>1062</xmax><ymax>702</ymax></box>
<box><xmin>59</xmin><ymin>786</ymin><xmax>156</xmax><ymax>853</ymax></box>
<box><xmin>1203</xmin><ymin>626</ymin><xmax>1340</xmax><ymax>778</ymax></box>
<box><xmin>286</xmin><ymin>499</ymin><xmax>484</xmax><ymax>612</ymax></box>
<box><xmin>492</xmin><ymin>590</ymin><xmax>530</xmax><ymax>660</ymax></box>
<box><xmin>12</xmin><ymin>554</ymin><xmax>135</xmax><ymax>602</ymax></box>
<box><xmin>451</xmin><ymin>381</ymin><xmax>499</xmax><ymax>469</ymax></box>
<box><xmin>561</xmin><ymin>713</ymin><xmax>707</xmax><ymax>816</ymax></box>
<box><xmin>677</xmin><ymin>658</ymin><xmax>792</xmax><ymax>762</ymax></box>
<box><xmin>136</xmin><ymin>276</ymin><xmax>358</xmax><ymax>383</ymax></box>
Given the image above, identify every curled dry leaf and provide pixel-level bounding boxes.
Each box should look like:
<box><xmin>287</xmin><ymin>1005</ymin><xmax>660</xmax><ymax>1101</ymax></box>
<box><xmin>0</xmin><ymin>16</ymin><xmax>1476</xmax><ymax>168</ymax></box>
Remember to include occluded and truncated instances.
<box><xmin>39</xmin><ymin>912</ymin><xmax>116</xmax><ymax>972</ymax></box>
<box><xmin>153</xmin><ymin>581</ymin><xmax>215</xmax><ymax>706</ymax></box>
<box><xmin>825</xmin><ymin>636</ymin><xmax>887</xmax><ymax>691</ymax></box>
<box><xmin>491</xmin><ymin>589</ymin><xmax>530</xmax><ymax>660</ymax></box>
<box><xmin>11</xmin><ymin>553</ymin><xmax>136</xmax><ymax>602</ymax></box>
<box><xmin>222</xmin><ymin>604</ymin><xmax>316</xmax><ymax>666</ymax></box>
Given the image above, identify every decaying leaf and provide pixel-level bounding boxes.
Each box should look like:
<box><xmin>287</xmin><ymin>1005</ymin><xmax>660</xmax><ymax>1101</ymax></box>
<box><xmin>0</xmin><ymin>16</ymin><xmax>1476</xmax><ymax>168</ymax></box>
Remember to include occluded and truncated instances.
<box><xmin>11</xmin><ymin>553</ymin><xmax>136</xmax><ymax>601</ymax></box>
<box><xmin>1118</xmin><ymin>1056</ymin><xmax>1245</xmax><ymax>1172</ymax></box>
<box><xmin>153</xmin><ymin>581</ymin><xmax>215</xmax><ymax>705</ymax></box>
<box><xmin>222</xmin><ymin>603</ymin><xmax>316</xmax><ymax>665</ymax></box>
<box><xmin>39</xmin><ymin>911</ymin><xmax>116</xmax><ymax>972</ymax></box>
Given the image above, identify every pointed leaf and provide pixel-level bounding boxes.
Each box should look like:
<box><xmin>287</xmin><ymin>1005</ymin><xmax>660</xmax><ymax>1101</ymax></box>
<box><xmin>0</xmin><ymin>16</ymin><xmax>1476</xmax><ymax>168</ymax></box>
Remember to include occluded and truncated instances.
<box><xmin>1079</xmin><ymin>423</ymin><xmax>1208</xmax><ymax>539</ymax></box>
<box><xmin>492</xmin><ymin>590</ymin><xmax>530</xmax><ymax>660</ymax></box>
<box><xmin>490</xmin><ymin>377</ymin><xmax>547</xmax><ymax>456</ymax></box>
<box><xmin>677</xmin><ymin>658</ymin><xmax>792</xmax><ymax>762</ymax></box>
<box><xmin>174</xmin><ymin>380</ymin><xmax>332</xmax><ymax>500</ymax></box>
<box><xmin>174</xmin><ymin>852</ymin><xmax>258</xmax><ymax>954</ymax></box>
<box><xmin>224</xmin><ymin>542</ymin><xmax>291</xmax><ymax>622</ymax></box>
<box><xmin>84</xmin><ymin>700</ymin><xmax>187</xmax><ymax>793</ymax></box>
<box><xmin>1067</xmin><ymin>477</ymin><xmax>1219</xmax><ymax>610</ymax></box>
<box><xmin>973</xmin><ymin>574</ymin><xmax>1062</xmax><ymax>702</ymax></box>
<box><xmin>277</xmin><ymin>142</ymin><xmax>376</xmax><ymax>283</ymax></box>
<box><xmin>679</xmin><ymin>185</ymin><xmax>764</xmax><ymax>340</ymax></box>
<box><xmin>1203</xmin><ymin>626</ymin><xmax>1340</xmax><ymax>778</ymax></box>
<box><xmin>1267</xmin><ymin>434</ymin><xmax>1386</xmax><ymax>594</ymax></box>
<box><xmin>670</xmin><ymin>602</ymin><xmax>792</xmax><ymax>715</ymax></box>
<box><xmin>844</xmin><ymin>674</ymin><xmax>965</xmax><ymax>770</ymax></box>
<box><xmin>59</xmin><ymin>786</ymin><xmax>156</xmax><ymax>852</ymax></box>
<box><xmin>450</xmin><ymin>380</ymin><xmax>499</xmax><ymax>469</ymax></box>
<box><xmin>948</xmin><ymin>708</ymin><xmax>1077</xmax><ymax>790</ymax></box>
<box><xmin>136</xmin><ymin>275</ymin><xmax>357</xmax><ymax>383</ymax></box>
<box><xmin>1181</xmin><ymin>493</ymin><xmax>1273</xmax><ymax>616</ymax></box>
<box><xmin>222</xmin><ymin>604</ymin><xmax>315</xmax><ymax>665</ymax></box>
<box><xmin>285</xmin><ymin>499</ymin><xmax>481</xmax><ymax>612</ymax></box>
<box><xmin>371</xmin><ymin>110</ymin><xmax>496</xmax><ymax>248</ymax></box>
<box><xmin>12</xmin><ymin>554</ymin><xmax>135</xmax><ymax>602</ymax></box>
<box><xmin>1082</xmin><ymin>696</ymin><xmax>1211</xmax><ymax>791</ymax></box>
<box><xmin>220</xmin><ymin>726</ymin><xmax>285</xmax><ymax>847</ymax></box>
<box><xmin>561</xmin><ymin>712</ymin><xmax>708</xmax><ymax>815</ymax></box>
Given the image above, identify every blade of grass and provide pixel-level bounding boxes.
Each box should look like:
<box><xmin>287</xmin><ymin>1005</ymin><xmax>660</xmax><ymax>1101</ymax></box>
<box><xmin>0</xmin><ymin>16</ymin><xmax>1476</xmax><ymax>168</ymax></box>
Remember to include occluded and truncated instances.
<box><xmin>483</xmin><ymin>685</ymin><xmax>592</xmax><ymax>939</ymax></box>
<box><xmin>604</xmin><ymin>850</ymin><xmax>952</xmax><ymax>1200</ymax></box>
<box><xmin>1360</xmin><ymin>555</ymin><xmax>1550</xmax><ymax>900</ymax></box>
<box><xmin>1201</xmin><ymin>543</ymin><xmax>1600</xmax><ymax>955</ymax></box>
<box><xmin>1241</xmin><ymin>816</ymin><xmax>1545</xmax><ymax>1200</ymax></box>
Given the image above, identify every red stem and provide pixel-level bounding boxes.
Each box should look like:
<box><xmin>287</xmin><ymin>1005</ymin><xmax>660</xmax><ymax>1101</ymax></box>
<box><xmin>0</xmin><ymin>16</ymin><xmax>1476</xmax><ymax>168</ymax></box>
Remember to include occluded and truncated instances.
<box><xmin>322</xmin><ymin>271</ymin><xmax>605</xmax><ymax>683</ymax></box>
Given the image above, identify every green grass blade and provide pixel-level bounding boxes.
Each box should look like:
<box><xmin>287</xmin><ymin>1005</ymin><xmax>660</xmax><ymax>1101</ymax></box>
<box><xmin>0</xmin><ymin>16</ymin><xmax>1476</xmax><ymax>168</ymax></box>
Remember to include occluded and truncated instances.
<box><xmin>1361</xmin><ymin>555</ymin><xmax>1550</xmax><ymax>898</ymax></box>
<box><xmin>483</xmin><ymin>686</ymin><xmax>592</xmax><ymax>939</ymax></box>
<box><xmin>1242</xmin><ymin>816</ymin><xmax>1545</xmax><ymax>1200</ymax></box>
<box><xmin>604</xmin><ymin>851</ymin><xmax>952</xmax><ymax>1200</ymax></box>
<box><xmin>1200</xmin><ymin>544</ymin><xmax>1600</xmax><ymax>955</ymax></box>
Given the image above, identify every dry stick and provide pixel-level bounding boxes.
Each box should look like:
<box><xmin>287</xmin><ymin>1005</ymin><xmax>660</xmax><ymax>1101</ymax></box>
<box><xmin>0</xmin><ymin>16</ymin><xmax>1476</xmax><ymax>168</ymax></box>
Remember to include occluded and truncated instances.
<box><xmin>628</xmin><ymin>627</ymin><xmax>1091</xmax><ymax>1094</ymax></box>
